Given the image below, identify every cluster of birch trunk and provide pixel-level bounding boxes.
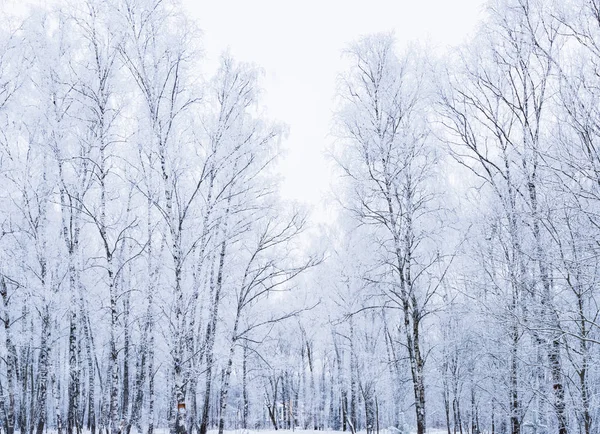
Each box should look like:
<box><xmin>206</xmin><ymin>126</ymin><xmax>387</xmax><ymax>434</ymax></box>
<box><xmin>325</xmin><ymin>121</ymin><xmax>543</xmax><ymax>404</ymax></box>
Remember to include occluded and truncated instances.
<box><xmin>327</xmin><ymin>1</ymin><xmax>600</xmax><ymax>434</ymax></box>
<box><xmin>0</xmin><ymin>2</ymin><xmax>316</xmax><ymax>434</ymax></box>
<box><xmin>3</xmin><ymin>1</ymin><xmax>600</xmax><ymax>434</ymax></box>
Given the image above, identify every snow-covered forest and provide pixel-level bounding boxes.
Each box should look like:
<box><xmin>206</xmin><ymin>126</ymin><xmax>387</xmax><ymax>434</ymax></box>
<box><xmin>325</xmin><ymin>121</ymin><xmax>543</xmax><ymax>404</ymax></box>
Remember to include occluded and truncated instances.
<box><xmin>1</xmin><ymin>0</ymin><xmax>600</xmax><ymax>434</ymax></box>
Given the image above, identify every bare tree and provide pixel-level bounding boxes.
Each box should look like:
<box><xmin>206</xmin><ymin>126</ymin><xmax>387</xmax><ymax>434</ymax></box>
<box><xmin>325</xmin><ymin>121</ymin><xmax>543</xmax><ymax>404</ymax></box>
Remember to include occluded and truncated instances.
<box><xmin>334</xmin><ymin>33</ymin><xmax>445</xmax><ymax>434</ymax></box>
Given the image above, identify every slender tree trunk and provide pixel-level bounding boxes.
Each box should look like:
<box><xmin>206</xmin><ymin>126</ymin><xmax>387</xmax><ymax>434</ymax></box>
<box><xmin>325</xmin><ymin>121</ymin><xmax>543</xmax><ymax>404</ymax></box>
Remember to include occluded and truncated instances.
<box><xmin>510</xmin><ymin>317</ymin><xmax>520</xmax><ymax>434</ymax></box>
<box><xmin>443</xmin><ymin>376</ymin><xmax>451</xmax><ymax>434</ymax></box>
<box><xmin>217</xmin><ymin>322</ymin><xmax>238</xmax><ymax>434</ymax></box>
<box><xmin>147</xmin><ymin>327</ymin><xmax>155</xmax><ymax>434</ymax></box>
<box><xmin>200</xmin><ymin>206</ymin><xmax>230</xmax><ymax>434</ymax></box>
<box><xmin>82</xmin><ymin>298</ymin><xmax>96</xmax><ymax>434</ymax></box>
<box><xmin>332</xmin><ymin>333</ymin><xmax>347</xmax><ymax>432</ymax></box>
<box><xmin>129</xmin><ymin>321</ymin><xmax>146</xmax><ymax>434</ymax></box>
<box><xmin>471</xmin><ymin>385</ymin><xmax>477</xmax><ymax>434</ymax></box>
<box><xmin>35</xmin><ymin>305</ymin><xmax>51</xmax><ymax>434</ymax></box>
<box><xmin>122</xmin><ymin>292</ymin><xmax>131</xmax><ymax>422</ymax></box>
<box><xmin>386</xmin><ymin>179</ymin><xmax>426</xmax><ymax>434</ymax></box>
<box><xmin>329</xmin><ymin>361</ymin><xmax>335</xmax><ymax>430</ymax></box>
<box><xmin>52</xmin><ymin>368</ymin><xmax>63</xmax><ymax>434</ymax></box>
<box><xmin>577</xmin><ymin>292</ymin><xmax>591</xmax><ymax>434</ymax></box>
<box><xmin>20</xmin><ymin>305</ymin><xmax>32</xmax><ymax>434</ymax></box>
<box><xmin>301</xmin><ymin>339</ymin><xmax>307</xmax><ymax>429</ymax></box>
<box><xmin>68</xmin><ymin>289</ymin><xmax>80</xmax><ymax>434</ymax></box>
<box><xmin>307</xmin><ymin>341</ymin><xmax>315</xmax><ymax>430</ymax></box>
<box><xmin>242</xmin><ymin>344</ymin><xmax>249</xmax><ymax>430</ymax></box>
<box><xmin>108</xmin><ymin>269</ymin><xmax>119</xmax><ymax>434</ymax></box>
<box><xmin>528</xmin><ymin>174</ymin><xmax>567</xmax><ymax>434</ymax></box>
<box><xmin>320</xmin><ymin>359</ymin><xmax>326</xmax><ymax>430</ymax></box>
<box><xmin>173</xmin><ymin>245</ymin><xmax>187</xmax><ymax>434</ymax></box>
<box><xmin>349</xmin><ymin>317</ymin><xmax>357</xmax><ymax>434</ymax></box>
<box><xmin>266</xmin><ymin>377</ymin><xmax>279</xmax><ymax>430</ymax></box>
<box><xmin>1</xmin><ymin>279</ymin><xmax>16</xmax><ymax>434</ymax></box>
<box><xmin>403</xmin><ymin>293</ymin><xmax>426</xmax><ymax>434</ymax></box>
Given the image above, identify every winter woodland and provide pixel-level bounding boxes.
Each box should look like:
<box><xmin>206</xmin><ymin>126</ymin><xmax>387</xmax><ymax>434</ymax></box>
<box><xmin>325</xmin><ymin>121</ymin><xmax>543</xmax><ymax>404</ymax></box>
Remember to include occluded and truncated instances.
<box><xmin>0</xmin><ymin>1</ymin><xmax>600</xmax><ymax>434</ymax></box>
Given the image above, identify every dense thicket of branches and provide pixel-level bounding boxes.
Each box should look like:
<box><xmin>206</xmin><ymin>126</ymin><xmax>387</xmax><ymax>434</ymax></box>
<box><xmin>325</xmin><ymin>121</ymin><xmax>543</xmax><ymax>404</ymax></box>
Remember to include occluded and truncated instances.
<box><xmin>2</xmin><ymin>1</ymin><xmax>600</xmax><ymax>434</ymax></box>
<box><xmin>0</xmin><ymin>2</ymin><xmax>316</xmax><ymax>434</ymax></box>
<box><xmin>330</xmin><ymin>1</ymin><xmax>600</xmax><ymax>434</ymax></box>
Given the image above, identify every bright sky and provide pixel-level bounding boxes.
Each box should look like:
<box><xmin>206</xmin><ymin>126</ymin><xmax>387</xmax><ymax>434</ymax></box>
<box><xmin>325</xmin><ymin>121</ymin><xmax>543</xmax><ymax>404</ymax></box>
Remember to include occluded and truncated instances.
<box><xmin>183</xmin><ymin>0</ymin><xmax>485</xmax><ymax>215</ymax></box>
<box><xmin>5</xmin><ymin>0</ymin><xmax>486</xmax><ymax>214</ymax></box>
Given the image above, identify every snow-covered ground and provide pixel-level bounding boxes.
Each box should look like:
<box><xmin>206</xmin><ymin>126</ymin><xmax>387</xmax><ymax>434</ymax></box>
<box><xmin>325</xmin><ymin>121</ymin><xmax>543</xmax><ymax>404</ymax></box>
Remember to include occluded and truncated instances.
<box><xmin>33</xmin><ymin>428</ymin><xmax>450</xmax><ymax>434</ymax></box>
<box><xmin>208</xmin><ymin>429</ymin><xmax>449</xmax><ymax>434</ymax></box>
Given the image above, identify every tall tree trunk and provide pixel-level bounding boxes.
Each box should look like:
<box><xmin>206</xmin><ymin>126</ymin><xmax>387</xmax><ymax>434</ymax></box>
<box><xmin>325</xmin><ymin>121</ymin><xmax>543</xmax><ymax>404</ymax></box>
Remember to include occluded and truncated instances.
<box><xmin>577</xmin><ymin>293</ymin><xmax>591</xmax><ymax>434</ymax></box>
<box><xmin>349</xmin><ymin>316</ymin><xmax>357</xmax><ymax>434</ymax></box>
<box><xmin>147</xmin><ymin>328</ymin><xmax>155</xmax><ymax>434</ymax></box>
<box><xmin>173</xmin><ymin>244</ymin><xmax>187</xmax><ymax>434</ymax></box>
<box><xmin>242</xmin><ymin>344</ymin><xmax>249</xmax><ymax>430</ymax></box>
<box><xmin>200</xmin><ymin>208</ymin><xmax>230</xmax><ymax>434</ymax></box>
<box><xmin>122</xmin><ymin>292</ymin><xmax>131</xmax><ymax>423</ymax></box>
<box><xmin>307</xmin><ymin>340</ymin><xmax>315</xmax><ymax>430</ymax></box>
<box><xmin>510</xmin><ymin>317</ymin><xmax>520</xmax><ymax>434</ymax></box>
<box><xmin>320</xmin><ymin>359</ymin><xmax>326</xmax><ymax>430</ymax></box>
<box><xmin>129</xmin><ymin>322</ymin><xmax>146</xmax><ymax>434</ymax></box>
<box><xmin>332</xmin><ymin>332</ymin><xmax>347</xmax><ymax>432</ymax></box>
<box><xmin>528</xmin><ymin>180</ymin><xmax>567</xmax><ymax>434</ymax></box>
<box><xmin>217</xmin><ymin>321</ymin><xmax>238</xmax><ymax>434</ymax></box>
<box><xmin>52</xmin><ymin>368</ymin><xmax>63</xmax><ymax>434</ymax></box>
<box><xmin>1</xmin><ymin>278</ymin><xmax>16</xmax><ymax>434</ymax></box>
<box><xmin>35</xmin><ymin>305</ymin><xmax>51</xmax><ymax>434</ymax></box>
<box><xmin>83</xmin><ymin>308</ymin><xmax>96</xmax><ymax>434</ymax></box>
<box><xmin>108</xmin><ymin>269</ymin><xmax>119</xmax><ymax>434</ymax></box>
<box><xmin>68</xmin><ymin>289</ymin><xmax>80</xmax><ymax>434</ymax></box>
<box><xmin>20</xmin><ymin>304</ymin><xmax>32</xmax><ymax>434</ymax></box>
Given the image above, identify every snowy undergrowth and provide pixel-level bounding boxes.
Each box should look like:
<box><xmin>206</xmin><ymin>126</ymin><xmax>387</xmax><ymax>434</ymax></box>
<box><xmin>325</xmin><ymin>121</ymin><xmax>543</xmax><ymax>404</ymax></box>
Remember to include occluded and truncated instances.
<box><xmin>32</xmin><ymin>430</ymin><xmax>449</xmax><ymax>434</ymax></box>
<box><xmin>207</xmin><ymin>430</ymin><xmax>449</xmax><ymax>434</ymax></box>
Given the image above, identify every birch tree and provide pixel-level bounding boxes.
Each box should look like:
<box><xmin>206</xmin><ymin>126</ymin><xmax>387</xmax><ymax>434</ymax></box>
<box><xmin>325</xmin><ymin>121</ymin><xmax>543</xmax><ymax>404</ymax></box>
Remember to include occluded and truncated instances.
<box><xmin>334</xmin><ymin>33</ymin><xmax>444</xmax><ymax>434</ymax></box>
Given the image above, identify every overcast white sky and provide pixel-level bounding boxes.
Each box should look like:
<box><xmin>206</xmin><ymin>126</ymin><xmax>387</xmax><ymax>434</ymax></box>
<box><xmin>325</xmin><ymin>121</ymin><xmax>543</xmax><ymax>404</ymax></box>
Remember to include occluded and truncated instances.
<box><xmin>182</xmin><ymin>0</ymin><xmax>485</xmax><ymax>215</ymax></box>
<box><xmin>7</xmin><ymin>0</ymin><xmax>486</xmax><ymax>211</ymax></box>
